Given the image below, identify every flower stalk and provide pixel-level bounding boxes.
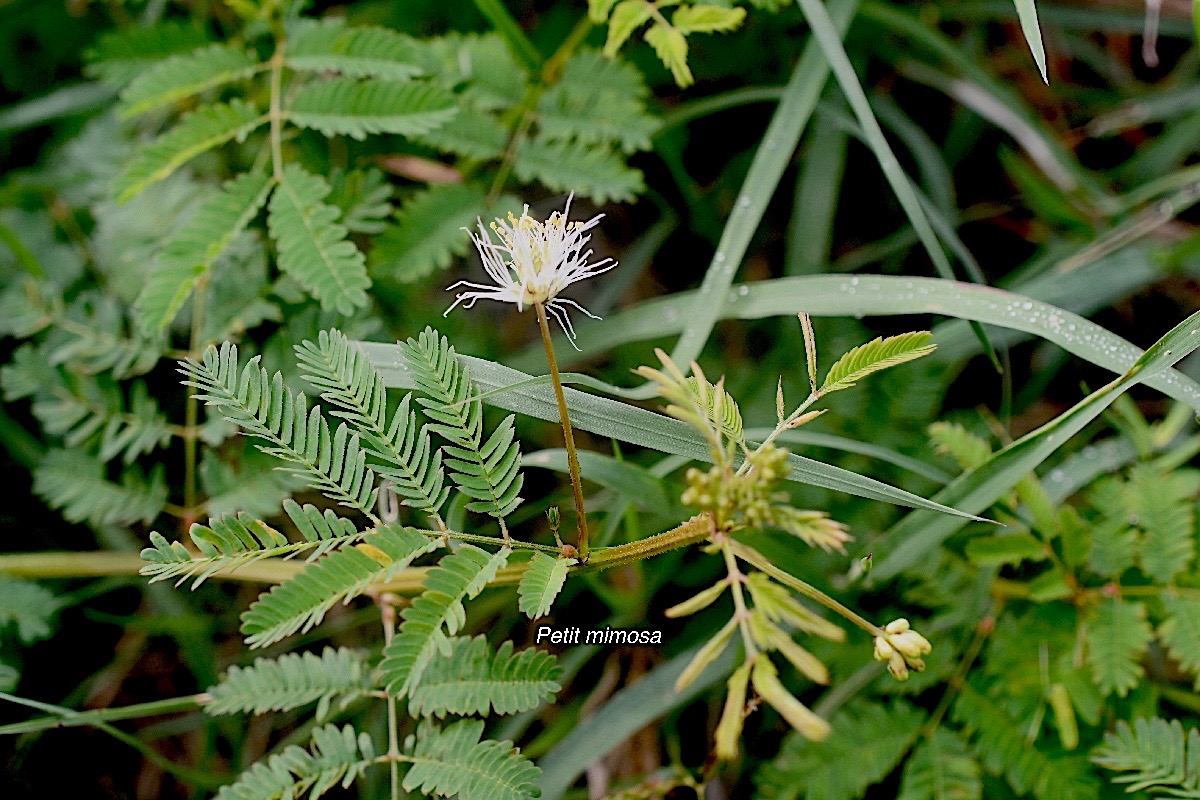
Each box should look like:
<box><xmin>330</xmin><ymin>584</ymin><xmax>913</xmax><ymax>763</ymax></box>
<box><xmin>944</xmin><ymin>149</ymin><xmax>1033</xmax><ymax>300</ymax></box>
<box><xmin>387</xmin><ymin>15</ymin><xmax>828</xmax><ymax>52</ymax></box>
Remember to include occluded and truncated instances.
<box><xmin>535</xmin><ymin>300</ymin><xmax>590</xmax><ymax>559</ymax></box>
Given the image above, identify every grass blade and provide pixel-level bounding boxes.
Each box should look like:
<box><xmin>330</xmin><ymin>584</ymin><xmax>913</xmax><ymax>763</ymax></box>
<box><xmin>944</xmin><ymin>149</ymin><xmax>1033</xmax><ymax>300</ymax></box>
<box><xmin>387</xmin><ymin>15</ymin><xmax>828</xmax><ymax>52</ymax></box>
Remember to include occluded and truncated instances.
<box><xmin>1012</xmin><ymin>0</ymin><xmax>1049</xmax><ymax>82</ymax></box>
<box><xmin>360</xmin><ymin>343</ymin><xmax>986</xmax><ymax>520</ymax></box>
<box><xmin>795</xmin><ymin>0</ymin><xmax>997</xmax><ymax>368</ymax></box>
<box><xmin>510</xmin><ymin>273</ymin><xmax>1200</xmax><ymax>413</ymax></box>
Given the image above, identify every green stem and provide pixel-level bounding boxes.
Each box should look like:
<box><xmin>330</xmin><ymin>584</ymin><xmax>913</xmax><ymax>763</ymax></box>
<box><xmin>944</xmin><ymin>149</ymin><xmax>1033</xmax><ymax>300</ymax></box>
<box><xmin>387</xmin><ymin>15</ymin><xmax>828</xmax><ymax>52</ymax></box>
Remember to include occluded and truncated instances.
<box><xmin>0</xmin><ymin>694</ymin><xmax>204</xmax><ymax>736</ymax></box>
<box><xmin>0</xmin><ymin>692</ymin><xmax>222</xmax><ymax>788</ymax></box>
<box><xmin>535</xmin><ymin>302</ymin><xmax>591</xmax><ymax>559</ymax></box>
<box><xmin>380</xmin><ymin>600</ymin><xmax>401</xmax><ymax>800</ymax></box>
<box><xmin>0</xmin><ymin>515</ymin><xmax>712</xmax><ymax>591</ymax></box>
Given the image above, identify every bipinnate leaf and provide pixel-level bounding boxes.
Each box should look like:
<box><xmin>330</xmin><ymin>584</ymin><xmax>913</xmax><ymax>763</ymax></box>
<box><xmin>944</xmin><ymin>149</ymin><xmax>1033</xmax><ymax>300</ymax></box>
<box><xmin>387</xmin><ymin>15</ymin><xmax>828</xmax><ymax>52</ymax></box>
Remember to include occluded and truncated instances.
<box><xmin>672</xmin><ymin>5</ymin><xmax>746</xmax><ymax>34</ymax></box>
<box><xmin>370</xmin><ymin>184</ymin><xmax>493</xmax><ymax>283</ymax></box>
<box><xmin>34</xmin><ymin>449</ymin><xmax>166</xmax><ymax>527</ymax></box>
<box><xmin>182</xmin><ymin>342</ymin><xmax>379</xmax><ymax>514</ymax></box>
<box><xmin>286</xmin><ymin>18</ymin><xmax>424</xmax><ymax>80</ymax></box>
<box><xmin>952</xmin><ymin>685</ymin><xmax>1098</xmax><ymax>800</ymax></box>
<box><xmin>136</xmin><ymin>170</ymin><xmax>273</xmax><ymax>334</ymax></box>
<box><xmin>1092</xmin><ymin>717</ymin><xmax>1200</xmax><ymax>796</ymax></box>
<box><xmin>268</xmin><ymin>164</ymin><xmax>370</xmax><ymax>314</ymax></box>
<box><xmin>1085</xmin><ymin>598</ymin><xmax>1152</xmax><ymax>697</ymax></box>
<box><xmin>1128</xmin><ymin>464</ymin><xmax>1197</xmax><ymax>582</ymax></box>
<box><xmin>140</xmin><ymin>500</ymin><xmax>363</xmax><ymax>588</ymax></box>
<box><xmin>287</xmin><ymin>78</ymin><xmax>457</xmax><ymax>140</ymax></box>
<box><xmin>644</xmin><ymin>23</ymin><xmax>692</xmax><ymax>87</ymax></box>
<box><xmin>85</xmin><ymin>21</ymin><xmax>211</xmax><ymax>88</ymax></box>
<box><xmin>114</xmin><ymin>100</ymin><xmax>266</xmax><ymax>202</ymax></box>
<box><xmin>295</xmin><ymin>329</ymin><xmax>449</xmax><ymax>519</ymax></box>
<box><xmin>603</xmin><ymin>1</ymin><xmax>652</xmax><ymax>56</ymax></box>
<box><xmin>402</xmin><ymin>719</ymin><xmax>540</xmax><ymax>800</ymax></box>
<box><xmin>536</xmin><ymin>50</ymin><xmax>658</xmax><ymax>153</ymax></box>
<box><xmin>513</xmin><ymin>137</ymin><xmax>644</xmax><ymax>205</ymax></box>
<box><xmin>1160</xmin><ymin>597</ymin><xmax>1200</xmax><ymax>688</ymax></box>
<box><xmin>215</xmin><ymin>724</ymin><xmax>375</xmax><ymax>800</ymax></box>
<box><xmin>240</xmin><ymin>525</ymin><xmax>436</xmax><ymax>649</ymax></box>
<box><xmin>408</xmin><ymin>635</ymin><xmax>562</xmax><ymax>717</ymax></box>
<box><xmin>897</xmin><ymin>728</ymin><xmax>982</xmax><ymax>800</ymax></box>
<box><xmin>380</xmin><ymin>545</ymin><xmax>510</xmax><ymax>697</ymax></box>
<box><xmin>205</xmin><ymin>647</ymin><xmax>373</xmax><ymax>716</ymax></box>
<box><xmin>119</xmin><ymin>43</ymin><xmax>261</xmax><ymax>117</ymax></box>
<box><xmin>757</xmin><ymin>700</ymin><xmax>924</xmax><ymax>798</ymax></box>
<box><xmin>402</xmin><ymin>328</ymin><xmax>524</xmax><ymax>518</ymax></box>
<box><xmin>0</xmin><ymin>577</ymin><xmax>62</xmax><ymax>644</ymax></box>
<box><xmin>517</xmin><ymin>552</ymin><xmax>573</xmax><ymax>619</ymax></box>
<box><xmin>821</xmin><ymin>332</ymin><xmax>936</xmax><ymax>393</ymax></box>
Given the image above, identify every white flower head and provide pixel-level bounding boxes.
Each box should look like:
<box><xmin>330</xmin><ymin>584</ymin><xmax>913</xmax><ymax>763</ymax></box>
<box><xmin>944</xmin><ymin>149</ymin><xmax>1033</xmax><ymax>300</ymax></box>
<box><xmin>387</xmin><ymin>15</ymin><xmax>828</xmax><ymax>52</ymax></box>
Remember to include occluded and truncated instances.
<box><xmin>445</xmin><ymin>194</ymin><xmax>616</xmax><ymax>345</ymax></box>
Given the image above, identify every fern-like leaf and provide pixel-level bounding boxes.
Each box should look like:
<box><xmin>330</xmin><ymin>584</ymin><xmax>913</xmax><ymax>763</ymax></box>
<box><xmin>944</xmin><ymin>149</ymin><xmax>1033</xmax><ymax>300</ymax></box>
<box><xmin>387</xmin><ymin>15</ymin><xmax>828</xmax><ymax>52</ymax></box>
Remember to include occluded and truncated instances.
<box><xmin>380</xmin><ymin>545</ymin><xmax>510</xmax><ymax>697</ymax></box>
<box><xmin>114</xmin><ymin>100</ymin><xmax>266</xmax><ymax>202</ymax></box>
<box><xmin>84</xmin><ymin>22</ymin><xmax>211</xmax><ymax>88</ymax></box>
<box><xmin>1085</xmin><ymin>598</ymin><xmax>1152</xmax><ymax>697</ymax></box>
<box><xmin>402</xmin><ymin>719</ymin><xmax>540</xmax><ymax>800</ymax></box>
<box><xmin>1161</xmin><ymin>597</ymin><xmax>1200</xmax><ymax>688</ymax></box>
<box><xmin>517</xmin><ymin>552</ymin><xmax>573</xmax><ymax>619</ymax></box>
<box><xmin>327</xmin><ymin>168</ymin><xmax>392</xmax><ymax>234</ymax></box>
<box><xmin>268</xmin><ymin>164</ymin><xmax>370</xmax><ymax>314</ymax></box>
<box><xmin>34</xmin><ymin>378</ymin><xmax>171</xmax><ymax>464</ymax></box>
<box><xmin>295</xmin><ymin>329</ymin><xmax>449</xmax><ymax>520</ymax></box>
<box><xmin>755</xmin><ymin>700</ymin><xmax>925</xmax><ymax>800</ymax></box>
<box><xmin>408</xmin><ymin>635</ymin><xmax>561</xmax><ymax>717</ymax></box>
<box><xmin>215</xmin><ymin>724</ymin><xmax>376</xmax><ymax>800</ymax></box>
<box><xmin>181</xmin><ymin>342</ymin><xmax>379</xmax><ymax>514</ymax></box>
<box><xmin>119</xmin><ymin>44</ymin><xmax>262</xmax><ymax>117</ymax></box>
<box><xmin>514</xmin><ymin>137</ymin><xmax>644</xmax><ymax>204</ymax></box>
<box><xmin>1092</xmin><ymin>717</ymin><xmax>1200</xmax><ymax>797</ymax></box>
<box><xmin>1128</xmin><ymin>464</ymin><xmax>1197</xmax><ymax>582</ymax></box>
<box><xmin>201</xmin><ymin>448</ymin><xmax>307</xmax><ymax>519</ymax></box>
<box><xmin>287</xmin><ymin>78</ymin><xmax>457</xmax><ymax>140</ymax></box>
<box><xmin>536</xmin><ymin>50</ymin><xmax>657</xmax><ymax>153</ymax></box>
<box><xmin>205</xmin><ymin>647</ymin><xmax>373</xmax><ymax>717</ymax></box>
<box><xmin>140</xmin><ymin>500</ymin><xmax>364</xmax><ymax>588</ymax></box>
<box><xmin>927</xmin><ymin>422</ymin><xmax>992</xmax><ymax>471</ymax></box>
<box><xmin>286</xmin><ymin>18</ymin><xmax>423</xmax><ymax>80</ymax></box>
<box><xmin>370</xmin><ymin>185</ymin><xmax>507</xmax><ymax>283</ymax></box>
<box><xmin>898</xmin><ymin>728</ymin><xmax>982</xmax><ymax>800</ymax></box>
<box><xmin>402</xmin><ymin>328</ymin><xmax>524</xmax><ymax>518</ymax></box>
<box><xmin>684</xmin><ymin>374</ymin><xmax>744</xmax><ymax>444</ymax></box>
<box><xmin>240</xmin><ymin>524</ymin><xmax>436</xmax><ymax>649</ymax></box>
<box><xmin>33</xmin><ymin>449</ymin><xmax>166</xmax><ymax>526</ymax></box>
<box><xmin>0</xmin><ymin>576</ymin><xmax>63</xmax><ymax>644</ymax></box>
<box><xmin>136</xmin><ymin>170</ymin><xmax>274</xmax><ymax>334</ymax></box>
<box><xmin>821</xmin><ymin>332</ymin><xmax>936</xmax><ymax>393</ymax></box>
<box><xmin>412</xmin><ymin>107</ymin><xmax>508</xmax><ymax>159</ymax></box>
<box><xmin>952</xmin><ymin>685</ymin><xmax>1099</xmax><ymax>800</ymax></box>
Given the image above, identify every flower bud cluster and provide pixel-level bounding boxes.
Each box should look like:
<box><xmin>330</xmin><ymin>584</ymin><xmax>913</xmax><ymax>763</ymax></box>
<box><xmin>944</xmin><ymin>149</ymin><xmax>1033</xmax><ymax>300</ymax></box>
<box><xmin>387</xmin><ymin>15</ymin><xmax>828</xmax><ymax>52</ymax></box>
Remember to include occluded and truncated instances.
<box><xmin>681</xmin><ymin>445</ymin><xmax>790</xmax><ymax>530</ymax></box>
<box><xmin>873</xmin><ymin>618</ymin><xmax>932</xmax><ymax>681</ymax></box>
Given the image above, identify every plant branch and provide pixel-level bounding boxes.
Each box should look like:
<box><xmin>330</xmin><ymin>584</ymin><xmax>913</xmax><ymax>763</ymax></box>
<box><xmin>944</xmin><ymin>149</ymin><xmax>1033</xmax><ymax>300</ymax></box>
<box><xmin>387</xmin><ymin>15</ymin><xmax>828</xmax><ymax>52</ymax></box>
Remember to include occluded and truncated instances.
<box><xmin>0</xmin><ymin>515</ymin><xmax>712</xmax><ymax>592</ymax></box>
